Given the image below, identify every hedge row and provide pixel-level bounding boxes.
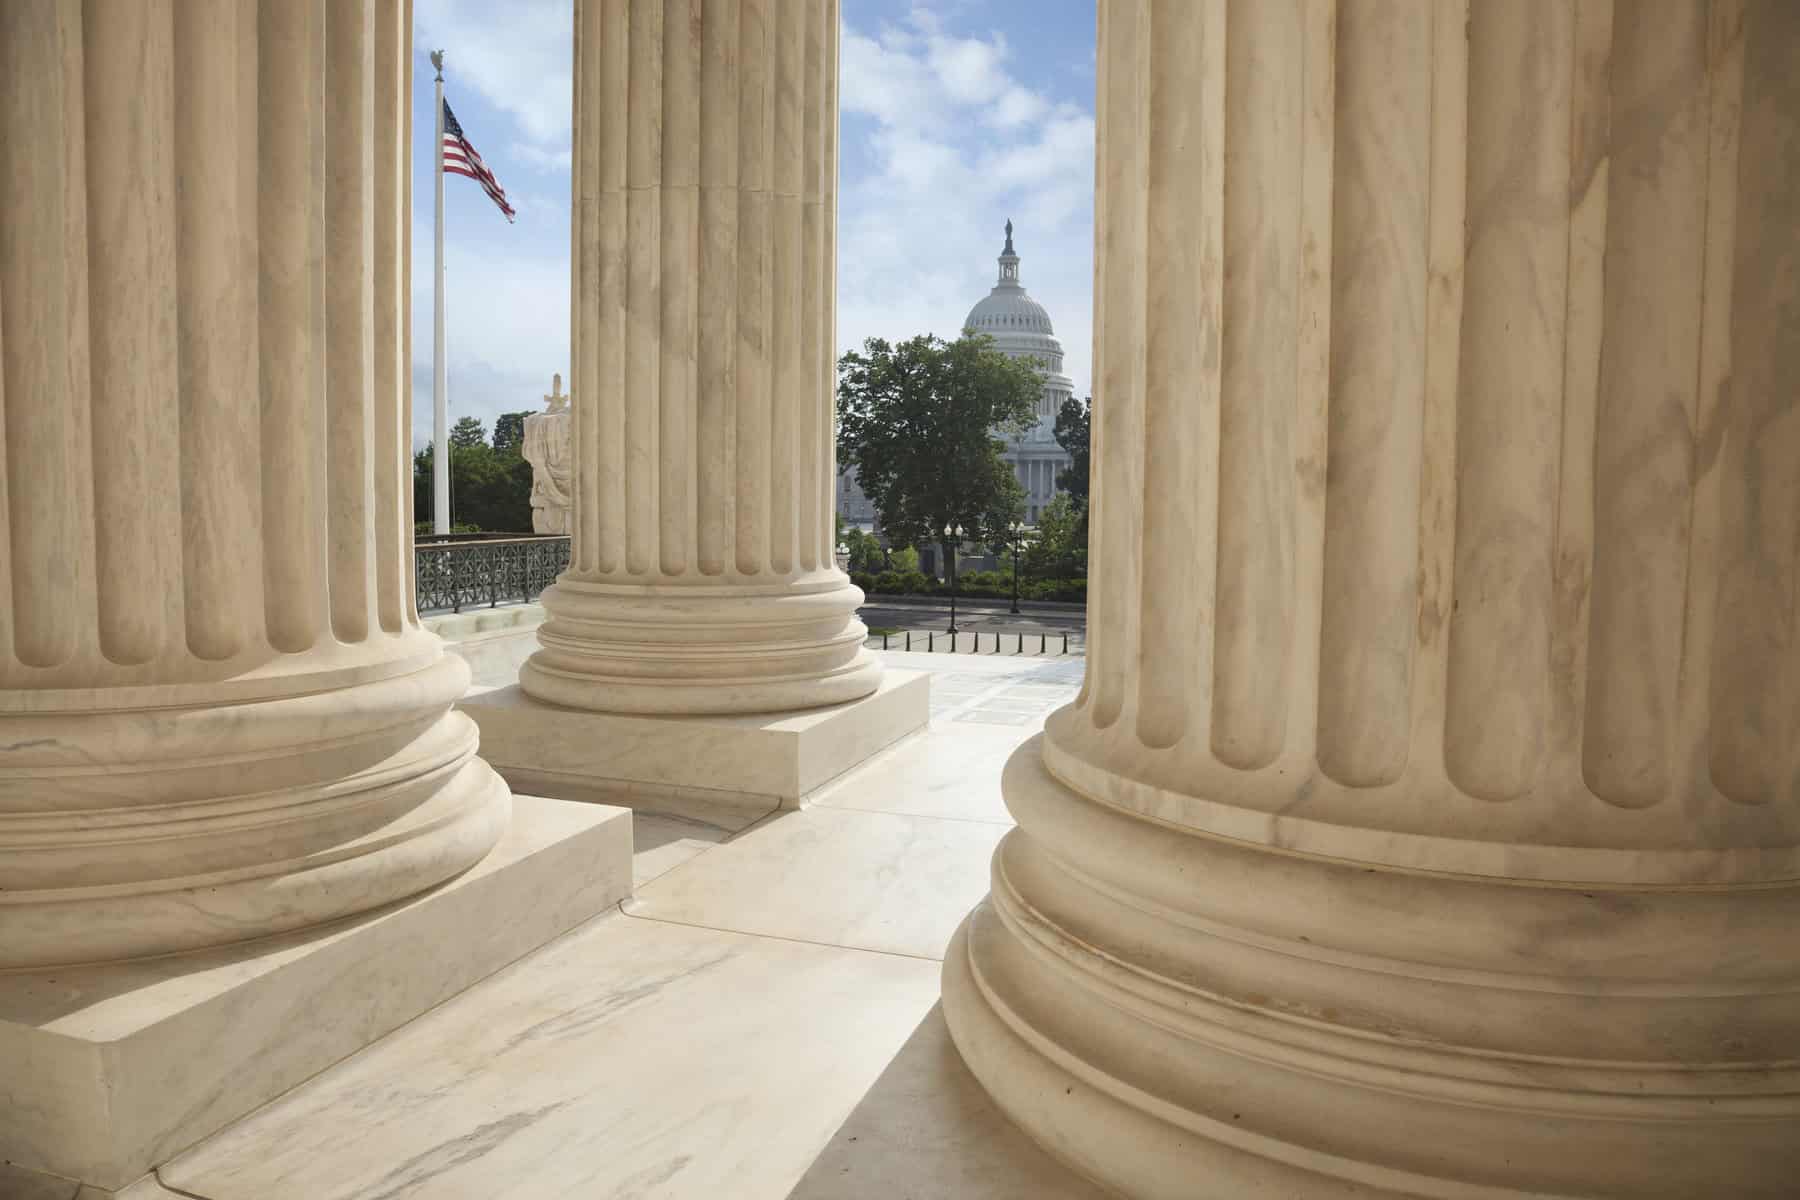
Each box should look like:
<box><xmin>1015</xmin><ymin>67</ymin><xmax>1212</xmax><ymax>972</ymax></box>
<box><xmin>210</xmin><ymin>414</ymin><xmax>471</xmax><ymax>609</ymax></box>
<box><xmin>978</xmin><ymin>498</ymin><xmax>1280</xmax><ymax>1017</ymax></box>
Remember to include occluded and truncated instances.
<box><xmin>851</xmin><ymin>570</ymin><xmax>1087</xmax><ymax>604</ymax></box>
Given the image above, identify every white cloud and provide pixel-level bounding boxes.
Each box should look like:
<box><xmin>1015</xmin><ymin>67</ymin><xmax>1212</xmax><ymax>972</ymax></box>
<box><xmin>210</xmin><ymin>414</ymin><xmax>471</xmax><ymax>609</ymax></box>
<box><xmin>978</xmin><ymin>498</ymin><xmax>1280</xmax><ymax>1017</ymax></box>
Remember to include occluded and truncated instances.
<box><xmin>836</xmin><ymin>8</ymin><xmax>1095</xmax><ymax>399</ymax></box>
<box><xmin>410</xmin><ymin>0</ymin><xmax>1097</xmax><ymax>450</ymax></box>
<box><xmin>410</xmin><ymin>219</ymin><xmax>569</xmax><ymax>448</ymax></box>
<box><xmin>412</xmin><ymin>0</ymin><xmax>573</xmax><ymax>447</ymax></box>
<box><xmin>416</xmin><ymin>0</ymin><xmax>573</xmax><ymax>166</ymax></box>
<box><xmin>511</xmin><ymin>143</ymin><xmax>574</xmax><ymax>172</ymax></box>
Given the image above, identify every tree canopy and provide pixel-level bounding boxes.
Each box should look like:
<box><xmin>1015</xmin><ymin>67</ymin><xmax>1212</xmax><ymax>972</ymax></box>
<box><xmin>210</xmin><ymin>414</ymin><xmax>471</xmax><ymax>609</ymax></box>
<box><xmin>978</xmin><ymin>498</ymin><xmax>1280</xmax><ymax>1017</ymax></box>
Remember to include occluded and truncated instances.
<box><xmin>414</xmin><ymin>415</ymin><xmax>535</xmax><ymax>533</ymax></box>
<box><xmin>836</xmin><ymin>332</ymin><xmax>1041</xmax><ymax>554</ymax></box>
<box><xmin>492</xmin><ymin>410</ymin><xmax>530</xmax><ymax>458</ymax></box>
<box><xmin>1022</xmin><ymin>492</ymin><xmax>1086</xmax><ymax>580</ymax></box>
<box><xmin>1054</xmin><ymin>394</ymin><xmax>1090</xmax><ymax>509</ymax></box>
<box><xmin>834</xmin><ymin>514</ymin><xmax>887</xmax><ymax>574</ymax></box>
<box><xmin>449</xmin><ymin>415</ymin><xmax>488</xmax><ymax>450</ymax></box>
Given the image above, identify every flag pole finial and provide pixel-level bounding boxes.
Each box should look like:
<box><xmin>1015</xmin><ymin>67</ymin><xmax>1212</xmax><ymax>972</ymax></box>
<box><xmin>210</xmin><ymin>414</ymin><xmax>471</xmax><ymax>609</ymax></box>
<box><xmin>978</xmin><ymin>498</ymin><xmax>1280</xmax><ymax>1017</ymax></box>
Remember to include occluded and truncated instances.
<box><xmin>430</xmin><ymin>49</ymin><xmax>445</xmax><ymax>82</ymax></box>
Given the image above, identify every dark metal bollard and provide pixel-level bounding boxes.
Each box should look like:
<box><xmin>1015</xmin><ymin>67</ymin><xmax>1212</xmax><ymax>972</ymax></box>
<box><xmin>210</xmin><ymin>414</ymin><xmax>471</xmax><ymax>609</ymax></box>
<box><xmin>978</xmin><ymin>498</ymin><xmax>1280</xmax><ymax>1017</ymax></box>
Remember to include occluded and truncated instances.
<box><xmin>905</xmin><ymin>631</ymin><xmax>911</xmax><ymax>650</ymax></box>
<box><xmin>1040</xmin><ymin>632</ymin><xmax>1046</xmax><ymax>653</ymax></box>
<box><xmin>882</xmin><ymin>633</ymin><xmax>889</xmax><ymax>649</ymax></box>
<box><xmin>1062</xmin><ymin>633</ymin><xmax>1069</xmax><ymax>654</ymax></box>
<box><xmin>929</xmin><ymin>631</ymin><xmax>935</xmax><ymax>652</ymax></box>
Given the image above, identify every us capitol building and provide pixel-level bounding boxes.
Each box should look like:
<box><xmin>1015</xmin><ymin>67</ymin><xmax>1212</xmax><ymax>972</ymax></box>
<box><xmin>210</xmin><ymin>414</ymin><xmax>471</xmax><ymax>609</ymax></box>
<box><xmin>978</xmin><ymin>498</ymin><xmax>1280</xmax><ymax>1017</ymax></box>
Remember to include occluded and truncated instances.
<box><xmin>837</xmin><ymin>221</ymin><xmax>1076</xmax><ymax>530</ymax></box>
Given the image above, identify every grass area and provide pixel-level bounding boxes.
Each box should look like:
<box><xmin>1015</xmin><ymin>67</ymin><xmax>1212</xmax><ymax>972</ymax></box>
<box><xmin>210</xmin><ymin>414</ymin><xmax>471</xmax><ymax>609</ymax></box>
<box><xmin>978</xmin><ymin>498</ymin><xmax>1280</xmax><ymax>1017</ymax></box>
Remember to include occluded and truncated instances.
<box><xmin>865</xmin><ymin>626</ymin><xmax>902</xmax><ymax>637</ymax></box>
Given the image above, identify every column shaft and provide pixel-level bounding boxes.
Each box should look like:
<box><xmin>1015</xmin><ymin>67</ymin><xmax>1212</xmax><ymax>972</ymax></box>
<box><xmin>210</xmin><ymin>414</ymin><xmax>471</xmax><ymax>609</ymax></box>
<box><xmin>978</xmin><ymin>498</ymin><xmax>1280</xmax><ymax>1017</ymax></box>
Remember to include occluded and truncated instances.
<box><xmin>944</xmin><ymin>2</ymin><xmax>1800</xmax><ymax>1195</ymax></box>
<box><xmin>0</xmin><ymin>0</ymin><xmax>509</xmax><ymax>970</ymax></box>
<box><xmin>527</xmin><ymin>0</ymin><xmax>877</xmax><ymax>715</ymax></box>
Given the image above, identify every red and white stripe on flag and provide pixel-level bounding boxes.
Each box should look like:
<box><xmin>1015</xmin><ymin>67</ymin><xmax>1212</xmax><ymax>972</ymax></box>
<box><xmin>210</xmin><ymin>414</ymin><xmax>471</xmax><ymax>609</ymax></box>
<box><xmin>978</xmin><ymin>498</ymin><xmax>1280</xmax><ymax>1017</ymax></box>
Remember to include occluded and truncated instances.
<box><xmin>442</xmin><ymin>99</ymin><xmax>515</xmax><ymax>223</ymax></box>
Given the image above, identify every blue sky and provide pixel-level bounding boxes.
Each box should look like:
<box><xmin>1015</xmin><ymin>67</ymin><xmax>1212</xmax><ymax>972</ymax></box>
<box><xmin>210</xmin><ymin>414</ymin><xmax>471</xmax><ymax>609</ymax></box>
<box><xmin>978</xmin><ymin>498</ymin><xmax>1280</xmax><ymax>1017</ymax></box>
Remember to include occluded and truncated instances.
<box><xmin>410</xmin><ymin>0</ymin><xmax>1097</xmax><ymax>449</ymax></box>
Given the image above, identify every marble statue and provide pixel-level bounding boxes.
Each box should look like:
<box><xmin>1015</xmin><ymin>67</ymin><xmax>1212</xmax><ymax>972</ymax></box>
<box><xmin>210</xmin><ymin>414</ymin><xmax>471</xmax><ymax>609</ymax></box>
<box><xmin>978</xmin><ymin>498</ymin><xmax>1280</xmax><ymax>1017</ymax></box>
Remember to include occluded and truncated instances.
<box><xmin>523</xmin><ymin>373</ymin><xmax>572</xmax><ymax>535</ymax></box>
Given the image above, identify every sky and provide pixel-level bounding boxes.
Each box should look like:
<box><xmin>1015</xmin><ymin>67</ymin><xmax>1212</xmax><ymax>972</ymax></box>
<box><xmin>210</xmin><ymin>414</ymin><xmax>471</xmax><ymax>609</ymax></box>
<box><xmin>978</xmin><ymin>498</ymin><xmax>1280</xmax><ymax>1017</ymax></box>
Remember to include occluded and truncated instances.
<box><xmin>409</xmin><ymin>0</ymin><xmax>1097</xmax><ymax>450</ymax></box>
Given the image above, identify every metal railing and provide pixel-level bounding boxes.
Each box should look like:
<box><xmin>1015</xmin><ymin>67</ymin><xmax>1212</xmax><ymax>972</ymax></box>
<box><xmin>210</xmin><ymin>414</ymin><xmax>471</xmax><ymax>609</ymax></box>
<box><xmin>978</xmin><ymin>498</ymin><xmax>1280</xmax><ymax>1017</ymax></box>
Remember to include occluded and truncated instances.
<box><xmin>879</xmin><ymin>630</ymin><xmax>1074</xmax><ymax>655</ymax></box>
<box><xmin>414</xmin><ymin>535</ymin><xmax>570</xmax><ymax>614</ymax></box>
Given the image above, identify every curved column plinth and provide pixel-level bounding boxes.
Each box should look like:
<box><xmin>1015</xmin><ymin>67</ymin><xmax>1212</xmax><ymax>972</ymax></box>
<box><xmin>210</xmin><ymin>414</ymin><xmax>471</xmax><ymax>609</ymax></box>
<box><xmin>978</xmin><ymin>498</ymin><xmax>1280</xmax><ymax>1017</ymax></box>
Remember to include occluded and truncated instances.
<box><xmin>522</xmin><ymin>577</ymin><xmax>879</xmax><ymax>715</ymax></box>
<box><xmin>943</xmin><ymin>737</ymin><xmax>1800</xmax><ymax>1199</ymax></box>
<box><xmin>0</xmin><ymin>647</ymin><xmax>510</xmax><ymax>970</ymax></box>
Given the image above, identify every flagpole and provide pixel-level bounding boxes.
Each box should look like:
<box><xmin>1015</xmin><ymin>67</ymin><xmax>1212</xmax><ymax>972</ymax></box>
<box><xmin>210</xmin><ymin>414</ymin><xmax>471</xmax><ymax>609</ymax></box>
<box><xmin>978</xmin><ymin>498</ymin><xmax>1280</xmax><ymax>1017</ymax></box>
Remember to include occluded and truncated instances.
<box><xmin>430</xmin><ymin>50</ymin><xmax>450</xmax><ymax>534</ymax></box>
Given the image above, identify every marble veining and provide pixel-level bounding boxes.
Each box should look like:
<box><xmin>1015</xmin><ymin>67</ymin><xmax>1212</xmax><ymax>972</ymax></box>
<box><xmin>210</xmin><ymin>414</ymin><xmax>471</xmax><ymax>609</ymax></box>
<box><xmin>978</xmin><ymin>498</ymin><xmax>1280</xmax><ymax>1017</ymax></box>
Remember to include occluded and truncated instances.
<box><xmin>161</xmin><ymin>914</ymin><xmax>940</xmax><ymax>1200</ymax></box>
<box><xmin>632</xmin><ymin>804</ymin><xmax>1007</xmax><ymax>961</ymax></box>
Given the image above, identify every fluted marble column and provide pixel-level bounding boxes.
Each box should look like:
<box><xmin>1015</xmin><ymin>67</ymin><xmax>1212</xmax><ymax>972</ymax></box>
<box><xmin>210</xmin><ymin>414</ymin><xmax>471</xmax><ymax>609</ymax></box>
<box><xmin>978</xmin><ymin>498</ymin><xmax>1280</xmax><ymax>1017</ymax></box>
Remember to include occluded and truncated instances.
<box><xmin>943</xmin><ymin>2</ymin><xmax>1800</xmax><ymax>1196</ymax></box>
<box><xmin>0</xmin><ymin>0</ymin><xmax>509</xmax><ymax>970</ymax></box>
<box><xmin>522</xmin><ymin>0</ymin><xmax>879</xmax><ymax>715</ymax></box>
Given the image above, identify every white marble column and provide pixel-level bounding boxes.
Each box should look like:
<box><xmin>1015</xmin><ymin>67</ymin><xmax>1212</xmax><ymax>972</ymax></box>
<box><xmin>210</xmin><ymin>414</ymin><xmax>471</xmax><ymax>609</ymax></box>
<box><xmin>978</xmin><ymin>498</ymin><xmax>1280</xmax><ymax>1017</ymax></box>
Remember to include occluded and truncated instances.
<box><xmin>942</xmin><ymin>1</ymin><xmax>1800</xmax><ymax>1195</ymax></box>
<box><xmin>0</xmin><ymin>0</ymin><xmax>509</xmax><ymax>969</ymax></box>
<box><xmin>524</xmin><ymin>0</ymin><xmax>878</xmax><ymax>715</ymax></box>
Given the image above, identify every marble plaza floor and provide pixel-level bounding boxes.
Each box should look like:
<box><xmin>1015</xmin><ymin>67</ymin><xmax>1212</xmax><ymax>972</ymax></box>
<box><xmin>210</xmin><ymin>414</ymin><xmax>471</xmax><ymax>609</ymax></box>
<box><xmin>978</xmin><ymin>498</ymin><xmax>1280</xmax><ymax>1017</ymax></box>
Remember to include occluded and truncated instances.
<box><xmin>121</xmin><ymin>649</ymin><xmax>1109</xmax><ymax>1200</ymax></box>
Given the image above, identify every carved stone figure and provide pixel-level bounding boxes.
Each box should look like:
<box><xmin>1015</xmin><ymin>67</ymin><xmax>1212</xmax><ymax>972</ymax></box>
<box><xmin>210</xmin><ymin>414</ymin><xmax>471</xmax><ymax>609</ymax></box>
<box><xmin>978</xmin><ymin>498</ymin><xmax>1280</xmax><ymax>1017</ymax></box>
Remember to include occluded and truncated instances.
<box><xmin>523</xmin><ymin>373</ymin><xmax>572</xmax><ymax>535</ymax></box>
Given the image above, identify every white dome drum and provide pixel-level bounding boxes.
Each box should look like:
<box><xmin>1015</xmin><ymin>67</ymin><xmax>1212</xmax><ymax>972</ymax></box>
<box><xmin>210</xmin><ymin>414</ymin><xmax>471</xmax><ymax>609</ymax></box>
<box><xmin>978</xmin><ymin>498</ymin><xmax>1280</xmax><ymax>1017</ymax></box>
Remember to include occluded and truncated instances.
<box><xmin>961</xmin><ymin>222</ymin><xmax>1075</xmax><ymax>521</ymax></box>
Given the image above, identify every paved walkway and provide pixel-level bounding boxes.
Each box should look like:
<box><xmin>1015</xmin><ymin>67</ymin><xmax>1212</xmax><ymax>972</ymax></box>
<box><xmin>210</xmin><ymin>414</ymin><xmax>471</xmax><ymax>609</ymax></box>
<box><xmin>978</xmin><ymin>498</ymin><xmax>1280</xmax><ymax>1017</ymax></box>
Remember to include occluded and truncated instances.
<box><xmin>148</xmin><ymin>651</ymin><xmax>1097</xmax><ymax>1200</ymax></box>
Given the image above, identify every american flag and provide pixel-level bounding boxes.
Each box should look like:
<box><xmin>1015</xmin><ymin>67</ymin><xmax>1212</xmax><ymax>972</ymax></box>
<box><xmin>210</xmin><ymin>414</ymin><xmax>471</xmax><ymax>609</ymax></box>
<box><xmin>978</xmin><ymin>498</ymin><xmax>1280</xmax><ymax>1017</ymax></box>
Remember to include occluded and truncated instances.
<box><xmin>442</xmin><ymin>100</ymin><xmax>515</xmax><ymax>223</ymax></box>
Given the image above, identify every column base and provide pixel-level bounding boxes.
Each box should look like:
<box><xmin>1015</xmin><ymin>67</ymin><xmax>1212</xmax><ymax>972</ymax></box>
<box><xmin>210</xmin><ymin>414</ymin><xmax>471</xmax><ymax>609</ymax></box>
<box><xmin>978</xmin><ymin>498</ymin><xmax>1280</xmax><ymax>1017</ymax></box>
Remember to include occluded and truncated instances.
<box><xmin>521</xmin><ymin>578</ymin><xmax>882</xmax><ymax>715</ymax></box>
<box><xmin>941</xmin><ymin>739</ymin><xmax>1800</xmax><ymax>1200</ymax></box>
<box><xmin>461</xmin><ymin>669</ymin><xmax>930</xmax><ymax>811</ymax></box>
<box><xmin>0</xmin><ymin>795</ymin><xmax>633</xmax><ymax>1193</ymax></box>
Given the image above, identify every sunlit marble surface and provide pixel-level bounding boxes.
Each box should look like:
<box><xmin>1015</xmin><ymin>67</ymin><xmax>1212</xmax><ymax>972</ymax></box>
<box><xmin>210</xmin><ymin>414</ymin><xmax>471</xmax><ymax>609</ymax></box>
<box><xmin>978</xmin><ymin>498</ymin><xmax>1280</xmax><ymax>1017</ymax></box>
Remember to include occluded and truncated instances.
<box><xmin>631</xmin><ymin>810</ymin><xmax>739</xmax><ymax>887</ymax></box>
<box><xmin>139</xmin><ymin>649</ymin><xmax>1093</xmax><ymax>1200</ymax></box>
<box><xmin>629</xmin><ymin>805</ymin><xmax>1007</xmax><ymax>960</ymax></box>
<box><xmin>461</xmin><ymin>669</ymin><xmax>930</xmax><ymax>809</ymax></box>
<box><xmin>810</xmin><ymin>658</ymin><xmax>1080</xmax><ymax>825</ymax></box>
<box><xmin>161</xmin><ymin>914</ymin><xmax>939</xmax><ymax>1200</ymax></box>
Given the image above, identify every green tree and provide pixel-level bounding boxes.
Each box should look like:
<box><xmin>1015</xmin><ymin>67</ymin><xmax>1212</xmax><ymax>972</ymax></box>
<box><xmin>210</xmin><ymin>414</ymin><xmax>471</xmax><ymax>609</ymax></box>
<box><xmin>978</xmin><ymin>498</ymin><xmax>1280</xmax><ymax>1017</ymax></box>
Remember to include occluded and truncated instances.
<box><xmin>1054</xmin><ymin>395</ymin><xmax>1090</xmax><ymax>509</ymax></box>
<box><xmin>843</xmin><ymin>528</ymin><xmax>885</xmax><ymax>574</ymax></box>
<box><xmin>837</xmin><ymin>332</ymin><xmax>1040</xmax><ymax>595</ymax></box>
<box><xmin>413</xmin><ymin>445</ymin><xmax>436</xmax><ymax>527</ymax></box>
<box><xmin>1023</xmin><ymin>492</ymin><xmax>1086</xmax><ymax>580</ymax></box>
<box><xmin>492</xmin><ymin>411</ymin><xmax>531</xmax><ymax>458</ymax></box>
<box><xmin>412</xmin><ymin>419</ymin><xmax>534</xmax><ymax>534</ymax></box>
<box><xmin>449</xmin><ymin>415</ymin><xmax>487</xmax><ymax>451</ymax></box>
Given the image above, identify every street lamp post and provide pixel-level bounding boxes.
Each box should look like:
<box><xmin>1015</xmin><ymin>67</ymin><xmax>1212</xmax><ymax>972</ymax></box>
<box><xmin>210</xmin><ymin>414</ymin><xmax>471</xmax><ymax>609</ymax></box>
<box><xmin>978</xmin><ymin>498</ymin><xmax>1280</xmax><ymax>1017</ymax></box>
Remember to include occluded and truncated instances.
<box><xmin>1009</xmin><ymin>519</ymin><xmax>1024</xmax><ymax>615</ymax></box>
<box><xmin>943</xmin><ymin>523</ymin><xmax>964</xmax><ymax>637</ymax></box>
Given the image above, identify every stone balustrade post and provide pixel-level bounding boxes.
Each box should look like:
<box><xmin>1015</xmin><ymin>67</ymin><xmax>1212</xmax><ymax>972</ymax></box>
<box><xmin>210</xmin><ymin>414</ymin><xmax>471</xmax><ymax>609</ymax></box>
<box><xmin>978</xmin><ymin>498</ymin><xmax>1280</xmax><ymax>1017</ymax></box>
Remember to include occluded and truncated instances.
<box><xmin>942</xmin><ymin>2</ymin><xmax>1800</xmax><ymax>1195</ymax></box>
<box><xmin>0</xmin><ymin>0</ymin><xmax>510</xmax><ymax>970</ymax></box>
<box><xmin>523</xmin><ymin>0</ymin><xmax>879</xmax><ymax>715</ymax></box>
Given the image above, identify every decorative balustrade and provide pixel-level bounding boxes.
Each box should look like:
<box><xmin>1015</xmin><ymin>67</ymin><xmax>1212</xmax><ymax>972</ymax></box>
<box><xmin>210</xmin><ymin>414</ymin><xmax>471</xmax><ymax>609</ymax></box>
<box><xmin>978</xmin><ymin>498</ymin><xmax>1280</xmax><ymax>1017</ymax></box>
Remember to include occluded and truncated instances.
<box><xmin>414</xmin><ymin>536</ymin><xmax>571</xmax><ymax>614</ymax></box>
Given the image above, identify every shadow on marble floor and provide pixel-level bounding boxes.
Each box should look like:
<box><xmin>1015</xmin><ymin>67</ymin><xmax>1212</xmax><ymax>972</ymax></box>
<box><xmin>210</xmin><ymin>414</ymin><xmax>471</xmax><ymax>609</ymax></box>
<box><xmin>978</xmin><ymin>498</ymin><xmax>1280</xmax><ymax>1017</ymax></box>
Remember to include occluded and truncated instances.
<box><xmin>786</xmin><ymin>1003</ymin><xmax>1118</xmax><ymax>1200</ymax></box>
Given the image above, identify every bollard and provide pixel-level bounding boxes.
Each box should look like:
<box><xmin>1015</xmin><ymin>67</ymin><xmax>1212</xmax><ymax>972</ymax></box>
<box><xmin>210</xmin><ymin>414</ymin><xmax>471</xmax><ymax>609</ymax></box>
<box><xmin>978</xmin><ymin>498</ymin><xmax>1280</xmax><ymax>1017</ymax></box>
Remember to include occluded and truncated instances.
<box><xmin>1041</xmin><ymin>632</ymin><xmax>1046</xmax><ymax>653</ymax></box>
<box><xmin>882</xmin><ymin>633</ymin><xmax>889</xmax><ymax>650</ymax></box>
<box><xmin>929</xmin><ymin>631</ymin><xmax>935</xmax><ymax>652</ymax></box>
<box><xmin>1063</xmin><ymin>633</ymin><xmax>1069</xmax><ymax>654</ymax></box>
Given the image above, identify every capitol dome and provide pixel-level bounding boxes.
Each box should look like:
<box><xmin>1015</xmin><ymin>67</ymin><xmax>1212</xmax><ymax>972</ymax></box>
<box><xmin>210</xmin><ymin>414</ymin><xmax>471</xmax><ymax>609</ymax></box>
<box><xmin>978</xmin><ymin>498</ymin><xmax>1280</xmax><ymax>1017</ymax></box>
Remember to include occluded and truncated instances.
<box><xmin>837</xmin><ymin>221</ymin><xmax>1079</xmax><ymax>529</ymax></box>
<box><xmin>963</xmin><ymin>221</ymin><xmax>1067</xmax><ymax>372</ymax></box>
<box><xmin>961</xmin><ymin>221</ymin><xmax>1075</xmax><ymax>524</ymax></box>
